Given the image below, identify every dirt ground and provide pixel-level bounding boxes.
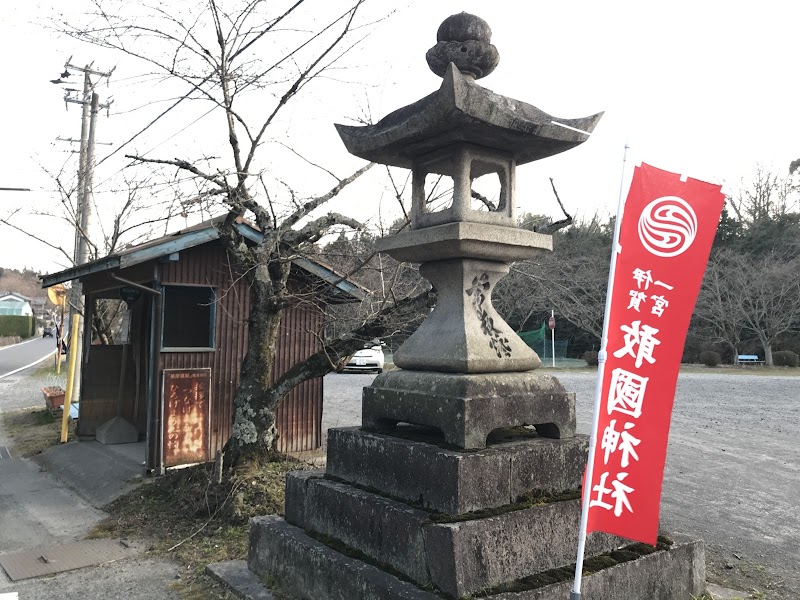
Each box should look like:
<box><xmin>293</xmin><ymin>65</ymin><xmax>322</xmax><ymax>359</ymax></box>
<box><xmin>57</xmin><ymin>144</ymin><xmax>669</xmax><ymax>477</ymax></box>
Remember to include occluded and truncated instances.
<box><xmin>325</xmin><ymin>369</ymin><xmax>800</xmax><ymax>599</ymax></box>
<box><xmin>559</xmin><ymin>370</ymin><xmax>800</xmax><ymax>600</ymax></box>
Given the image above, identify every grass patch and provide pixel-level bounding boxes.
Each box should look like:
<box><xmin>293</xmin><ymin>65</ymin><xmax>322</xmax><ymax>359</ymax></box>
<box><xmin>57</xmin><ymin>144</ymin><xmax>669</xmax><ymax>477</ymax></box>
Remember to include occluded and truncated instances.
<box><xmin>31</xmin><ymin>360</ymin><xmax>68</xmax><ymax>383</ymax></box>
<box><xmin>704</xmin><ymin>545</ymin><xmax>784</xmax><ymax>600</ymax></box>
<box><xmin>89</xmin><ymin>456</ymin><xmax>308</xmax><ymax>600</ymax></box>
<box><xmin>0</xmin><ymin>407</ymin><xmax>74</xmax><ymax>457</ymax></box>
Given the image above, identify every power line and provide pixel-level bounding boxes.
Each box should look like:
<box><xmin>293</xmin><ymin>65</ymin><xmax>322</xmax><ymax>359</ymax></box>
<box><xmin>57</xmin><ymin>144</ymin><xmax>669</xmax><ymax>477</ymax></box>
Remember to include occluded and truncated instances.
<box><xmin>93</xmin><ymin>104</ymin><xmax>218</xmax><ymax>193</ymax></box>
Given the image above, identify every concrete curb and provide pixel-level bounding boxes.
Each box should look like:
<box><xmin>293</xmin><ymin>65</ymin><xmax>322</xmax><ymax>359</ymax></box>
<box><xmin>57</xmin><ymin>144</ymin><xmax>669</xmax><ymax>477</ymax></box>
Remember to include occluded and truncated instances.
<box><xmin>206</xmin><ymin>560</ymin><xmax>274</xmax><ymax>599</ymax></box>
<box><xmin>706</xmin><ymin>583</ymin><xmax>751</xmax><ymax>599</ymax></box>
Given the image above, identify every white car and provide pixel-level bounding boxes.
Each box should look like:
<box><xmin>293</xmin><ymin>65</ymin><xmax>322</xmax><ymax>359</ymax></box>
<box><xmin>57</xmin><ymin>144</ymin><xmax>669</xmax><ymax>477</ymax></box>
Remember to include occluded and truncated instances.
<box><xmin>341</xmin><ymin>344</ymin><xmax>385</xmax><ymax>374</ymax></box>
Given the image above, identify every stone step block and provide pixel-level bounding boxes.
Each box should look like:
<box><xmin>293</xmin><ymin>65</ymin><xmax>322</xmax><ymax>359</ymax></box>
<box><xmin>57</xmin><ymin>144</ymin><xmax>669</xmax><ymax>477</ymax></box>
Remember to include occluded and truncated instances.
<box><xmin>363</xmin><ymin>370</ymin><xmax>576</xmax><ymax>449</ymax></box>
<box><xmin>489</xmin><ymin>536</ymin><xmax>705</xmax><ymax>599</ymax></box>
<box><xmin>326</xmin><ymin>427</ymin><xmax>588</xmax><ymax>514</ymax></box>
<box><xmin>248</xmin><ymin>515</ymin><xmax>438</xmax><ymax>600</ymax></box>
<box><xmin>249</xmin><ymin>515</ymin><xmax>705</xmax><ymax>600</ymax></box>
<box><xmin>284</xmin><ymin>471</ymin><xmax>431</xmax><ymax>584</ymax></box>
<box><xmin>285</xmin><ymin>471</ymin><xmax>622</xmax><ymax>598</ymax></box>
<box><xmin>424</xmin><ymin>501</ymin><xmax>624</xmax><ymax>598</ymax></box>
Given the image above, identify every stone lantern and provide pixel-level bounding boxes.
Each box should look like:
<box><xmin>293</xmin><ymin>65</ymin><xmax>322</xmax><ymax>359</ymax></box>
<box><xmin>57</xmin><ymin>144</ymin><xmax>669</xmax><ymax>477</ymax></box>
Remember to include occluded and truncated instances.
<box><xmin>337</xmin><ymin>12</ymin><xmax>602</xmax><ymax>374</ymax></box>
<box><xmin>336</xmin><ymin>12</ymin><xmax>603</xmax><ymax>449</ymax></box>
<box><xmin>248</xmin><ymin>13</ymin><xmax>706</xmax><ymax>600</ymax></box>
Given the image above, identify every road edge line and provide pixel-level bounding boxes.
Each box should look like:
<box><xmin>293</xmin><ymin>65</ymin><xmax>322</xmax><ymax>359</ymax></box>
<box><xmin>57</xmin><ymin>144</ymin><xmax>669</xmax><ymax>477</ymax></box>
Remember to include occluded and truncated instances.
<box><xmin>0</xmin><ymin>351</ymin><xmax>57</xmax><ymax>380</ymax></box>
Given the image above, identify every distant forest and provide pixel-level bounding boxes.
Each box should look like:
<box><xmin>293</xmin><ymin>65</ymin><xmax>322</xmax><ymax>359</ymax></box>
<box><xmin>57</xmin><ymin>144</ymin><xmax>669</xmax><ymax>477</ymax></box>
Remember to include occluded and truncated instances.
<box><xmin>0</xmin><ymin>267</ymin><xmax>46</xmax><ymax>300</ymax></box>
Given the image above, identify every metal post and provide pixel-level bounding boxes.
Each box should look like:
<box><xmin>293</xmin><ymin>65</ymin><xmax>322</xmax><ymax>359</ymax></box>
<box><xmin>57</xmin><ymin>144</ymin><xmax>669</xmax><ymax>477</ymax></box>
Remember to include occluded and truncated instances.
<box><xmin>570</xmin><ymin>144</ymin><xmax>629</xmax><ymax>599</ymax></box>
<box><xmin>551</xmin><ymin>309</ymin><xmax>556</xmax><ymax>368</ymax></box>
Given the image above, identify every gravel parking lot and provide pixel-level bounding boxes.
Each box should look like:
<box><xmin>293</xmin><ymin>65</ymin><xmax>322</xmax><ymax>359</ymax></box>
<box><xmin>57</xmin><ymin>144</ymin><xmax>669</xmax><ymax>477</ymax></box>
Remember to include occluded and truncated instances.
<box><xmin>323</xmin><ymin>369</ymin><xmax>800</xmax><ymax>599</ymax></box>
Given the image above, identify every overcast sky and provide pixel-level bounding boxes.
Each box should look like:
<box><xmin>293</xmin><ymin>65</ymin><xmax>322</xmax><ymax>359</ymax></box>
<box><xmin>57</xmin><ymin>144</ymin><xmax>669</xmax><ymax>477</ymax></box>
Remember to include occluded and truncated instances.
<box><xmin>2</xmin><ymin>0</ymin><xmax>798</xmax><ymax>275</ymax></box>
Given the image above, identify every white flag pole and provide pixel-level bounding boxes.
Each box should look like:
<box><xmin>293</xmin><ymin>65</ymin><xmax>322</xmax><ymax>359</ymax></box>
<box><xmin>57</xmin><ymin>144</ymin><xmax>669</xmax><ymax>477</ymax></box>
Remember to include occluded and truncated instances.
<box><xmin>570</xmin><ymin>143</ymin><xmax>630</xmax><ymax>599</ymax></box>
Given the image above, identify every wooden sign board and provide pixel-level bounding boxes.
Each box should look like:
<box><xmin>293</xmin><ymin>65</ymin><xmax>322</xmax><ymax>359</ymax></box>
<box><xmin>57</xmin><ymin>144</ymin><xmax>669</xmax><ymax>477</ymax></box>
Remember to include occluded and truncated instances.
<box><xmin>162</xmin><ymin>368</ymin><xmax>211</xmax><ymax>468</ymax></box>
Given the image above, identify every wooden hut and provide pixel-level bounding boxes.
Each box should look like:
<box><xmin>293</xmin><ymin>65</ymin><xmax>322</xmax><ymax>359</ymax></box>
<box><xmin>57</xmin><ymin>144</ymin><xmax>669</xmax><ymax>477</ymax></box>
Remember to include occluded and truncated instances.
<box><xmin>41</xmin><ymin>217</ymin><xmax>366</xmax><ymax>473</ymax></box>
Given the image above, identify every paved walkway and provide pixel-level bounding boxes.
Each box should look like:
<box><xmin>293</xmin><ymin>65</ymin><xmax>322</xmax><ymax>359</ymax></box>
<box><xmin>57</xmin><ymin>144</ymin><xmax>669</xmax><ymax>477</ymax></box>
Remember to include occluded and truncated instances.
<box><xmin>0</xmin><ymin>366</ymin><xmax>180</xmax><ymax>599</ymax></box>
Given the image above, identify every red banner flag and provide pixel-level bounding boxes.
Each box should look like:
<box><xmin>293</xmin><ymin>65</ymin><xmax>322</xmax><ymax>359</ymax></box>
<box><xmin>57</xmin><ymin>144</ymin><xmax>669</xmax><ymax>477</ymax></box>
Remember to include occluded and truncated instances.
<box><xmin>584</xmin><ymin>163</ymin><xmax>724</xmax><ymax>545</ymax></box>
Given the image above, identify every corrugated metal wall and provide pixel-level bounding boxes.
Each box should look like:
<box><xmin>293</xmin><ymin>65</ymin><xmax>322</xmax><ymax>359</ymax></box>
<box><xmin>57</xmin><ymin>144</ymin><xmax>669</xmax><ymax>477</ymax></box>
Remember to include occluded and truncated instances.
<box><xmin>158</xmin><ymin>244</ymin><xmax>324</xmax><ymax>455</ymax></box>
<box><xmin>272</xmin><ymin>302</ymin><xmax>324</xmax><ymax>452</ymax></box>
<box><xmin>159</xmin><ymin>244</ymin><xmax>249</xmax><ymax>457</ymax></box>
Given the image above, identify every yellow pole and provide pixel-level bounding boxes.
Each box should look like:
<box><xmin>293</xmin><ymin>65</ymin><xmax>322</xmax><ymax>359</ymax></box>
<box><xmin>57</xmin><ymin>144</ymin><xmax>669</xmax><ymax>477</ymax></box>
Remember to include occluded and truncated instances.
<box><xmin>61</xmin><ymin>314</ymin><xmax>81</xmax><ymax>443</ymax></box>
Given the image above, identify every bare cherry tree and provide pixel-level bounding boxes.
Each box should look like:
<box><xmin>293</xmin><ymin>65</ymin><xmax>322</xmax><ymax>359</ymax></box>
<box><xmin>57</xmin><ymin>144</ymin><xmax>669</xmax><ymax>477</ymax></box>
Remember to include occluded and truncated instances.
<box><xmin>500</xmin><ymin>213</ymin><xmax>612</xmax><ymax>339</ymax></box>
<box><xmin>694</xmin><ymin>250</ymin><xmax>747</xmax><ymax>360</ymax></box>
<box><xmin>695</xmin><ymin>249</ymin><xmax>800</xmax><ymax>365</ymax></box>
<box><xmin>728</xmin><ymin>252</ymin><xmax>800</xmax><ymax>366</ymax></box>
<box><xmin>60</xmin><ymin>0</ymin><xmax>431</xmax><ymax>464</ymax></box>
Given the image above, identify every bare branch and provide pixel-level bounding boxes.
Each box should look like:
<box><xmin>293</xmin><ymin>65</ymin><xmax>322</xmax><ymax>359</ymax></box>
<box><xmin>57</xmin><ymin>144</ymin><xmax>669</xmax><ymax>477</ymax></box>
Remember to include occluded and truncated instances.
<box><xmin>275</xmin><ymin>141</ymin><xmax>340</xmax><ymax>181</ymax></box>
<box><xmin>470</xmin><ymin>189</ymin><xmax>496</xmax><ymax>211</ymax></box>
<box><xmin>124</xmin><ymin>154</ymin><xmax>229</xmax><ymax>189</ymax></box>
<box><xmin>538</xmin><ymin>178</ymin><xmax>574</xmax><ymax>234</ymax></box>
<box><xmin>283</xmin><ymin>212</ymin><xmax>363</xmax><ymax>248</ymax></box>
<box><xmin>281</xmin><ymin>162</ymin><xmax>374</xmax><ymax>231</ymax></box>
<box><xmin>0</xmin><ymin>215</ymin><xmax>75</xmax><ymax>265</ymax></box>
<box><xmin>243</xmin><ymin>0</ymin><xmax>367</xmax><ymax>174</ymax></box>
<box><xmin>230</xmin><ymin>0</ymin><xmax>305</xmax><ymax>60</ymax></box>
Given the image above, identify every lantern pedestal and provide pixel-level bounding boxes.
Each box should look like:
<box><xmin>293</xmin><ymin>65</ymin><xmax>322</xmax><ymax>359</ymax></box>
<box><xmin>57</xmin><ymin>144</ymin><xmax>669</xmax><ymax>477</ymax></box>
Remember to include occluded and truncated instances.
<box><xmin>362</xmin><ymin>369</ymin><xmax>576</xmax><ymax>449</ymax></box>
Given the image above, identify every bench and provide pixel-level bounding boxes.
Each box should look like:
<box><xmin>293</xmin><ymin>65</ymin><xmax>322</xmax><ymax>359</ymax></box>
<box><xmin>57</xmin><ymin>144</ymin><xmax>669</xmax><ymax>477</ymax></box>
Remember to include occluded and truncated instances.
<box><xmin>737</xmin><ymin>354</ymin><xmax>764</xmax><ymax>366</ymax></box>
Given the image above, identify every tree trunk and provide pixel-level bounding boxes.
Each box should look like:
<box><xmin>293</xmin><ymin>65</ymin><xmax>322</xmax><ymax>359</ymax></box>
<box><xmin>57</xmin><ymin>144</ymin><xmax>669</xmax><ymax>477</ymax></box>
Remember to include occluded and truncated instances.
<box><xmin>728</xmin><ymin>342</ymin><xmax>738</xmax><ymax>365</ymax></box>
<box><xmin>764</xmin><ymin>343</ymin><xmax>774</xmax><ymax>367</ymax></box>
<box><xmin>225</xmin><ymin>269</ymin><xmax>286</xmax><ymax>465</ymax></box>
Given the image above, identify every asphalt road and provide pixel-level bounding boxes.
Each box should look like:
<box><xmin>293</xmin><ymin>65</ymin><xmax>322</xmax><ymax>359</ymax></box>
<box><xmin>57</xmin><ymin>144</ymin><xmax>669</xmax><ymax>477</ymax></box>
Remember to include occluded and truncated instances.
<box><xmin>323</xmin><ymin>369</ymin><xmax>800</xmax><ymax>599</ymax></box>
<box><xmin>0</xmin><ymin>338</ymin><xmax>57</xmax><ymax>380</ymax></box>
<box><xmin>0</xmin><ymin>338</ymin><xmax>60</xmax><ymax>414</ymax></box>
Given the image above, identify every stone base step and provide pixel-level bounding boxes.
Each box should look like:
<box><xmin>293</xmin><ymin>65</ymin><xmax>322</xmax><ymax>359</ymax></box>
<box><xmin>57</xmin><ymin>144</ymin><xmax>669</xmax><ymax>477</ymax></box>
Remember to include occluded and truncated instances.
<box><xmin>326</xmin><ymin>427</ymin><xmax>588</xmax><ymax>514</ymax></box>
<box><xmin>249</xmin><ymin>515</ymin><xmax>437</xmax><ymax>600</ymax></box>
<box><xmin>206</xmin><ymin>560</ymin><xmax>275</xmax><ymax>599</ymax></box>
<box><xmin>249</xmin><ymin>516</ymin><xmax>706</xmax><ymax>600</ymax></box>
<box><xmin>285</xmin><ymin>471</ymin><xmax>624</xmax><ymax>597</ymax></box>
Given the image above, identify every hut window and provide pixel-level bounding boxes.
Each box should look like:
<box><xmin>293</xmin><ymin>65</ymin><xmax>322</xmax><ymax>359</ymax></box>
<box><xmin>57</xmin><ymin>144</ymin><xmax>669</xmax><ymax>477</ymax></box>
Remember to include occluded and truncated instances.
<box><xmin>162</xmin><ymin>286</ymin><xmax>215</xmax><ymax>349</ymax></box>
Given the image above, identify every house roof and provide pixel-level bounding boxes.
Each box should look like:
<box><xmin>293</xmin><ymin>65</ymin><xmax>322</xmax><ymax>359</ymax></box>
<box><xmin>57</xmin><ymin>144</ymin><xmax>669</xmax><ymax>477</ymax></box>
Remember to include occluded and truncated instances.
<box><xmin>0</xmin><ymin>292</ymin><xmax>32</xmax><ymax>303</ymax></box>
<box><xmin>40</xmin><ymin>216</ymin><xmax>368</xmax><ymax>302</ymax></box>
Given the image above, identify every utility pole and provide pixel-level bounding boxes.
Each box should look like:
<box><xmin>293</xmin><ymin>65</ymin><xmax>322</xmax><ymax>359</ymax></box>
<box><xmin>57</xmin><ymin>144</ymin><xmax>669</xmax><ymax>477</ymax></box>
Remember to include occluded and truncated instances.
<box><xmin>54</xmin><ymin>58</ymin><xmax>113</xmax><ymax>411</ymax></box>
<box><xmin>59</xmin><ymin>60</ymin><xmax>114</xmax><ymax>310</ymax></box>
<box><xmin>78</xmin><ymin>92</ymin><xmax>100</xmax><ymax>267</ymax></box>
<box><xmin>73</xmin><ymin>70</ymin><xmax>91</xmax><ymax>281</ymax></box>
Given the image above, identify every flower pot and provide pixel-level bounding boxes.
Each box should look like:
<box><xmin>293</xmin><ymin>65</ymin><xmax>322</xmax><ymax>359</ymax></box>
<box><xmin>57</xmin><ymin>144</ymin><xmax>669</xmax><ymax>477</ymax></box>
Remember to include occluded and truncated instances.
<box><xmin>42</xmin><ymin>386</ymin><xmax>66</xmax><ymax>412</ymax></box>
